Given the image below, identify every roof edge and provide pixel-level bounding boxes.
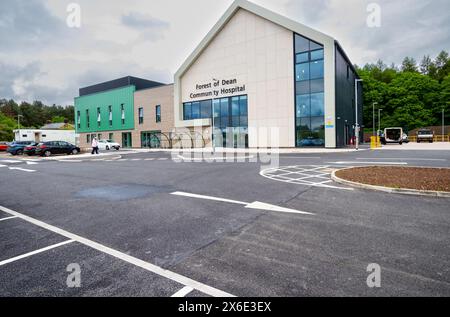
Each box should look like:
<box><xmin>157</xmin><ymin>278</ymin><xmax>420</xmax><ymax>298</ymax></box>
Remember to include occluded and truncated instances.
<box><xmin>175</xmin><ymin>0</ymin><xmax>336</xmax><ymax>79</ymax></box>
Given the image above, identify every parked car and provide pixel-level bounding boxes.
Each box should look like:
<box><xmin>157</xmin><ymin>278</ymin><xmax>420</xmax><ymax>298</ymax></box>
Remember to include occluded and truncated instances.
<box><xmin>0</xmin><ymin>142</ymin><xmax>9</xmax><ymax>151</ymax></box>
<box><xmin>98</xmin><ymin>139</ymin><xmax>120</xmax><ymax>151</ymax></box>
<box><xmin>6</xmin><ymin>141</ymin><xmax>35</xmax><ymax>155</ymax></box>
<box><xmin>35</xmin><ymin>141</ymin><xmax>80</xmax><ymax>157</ymax></box>
<box><xmin>402</xmin><ymin>133</ymin><xmax>410</xmax><ymax>144</ymax></box>
<box><xmin>23</xmin><ymin>142</ymin><xmax>41</xmax><ymax>156</ymax></box>
<box><xmin>381</xmin><ymin>128</ymin><xmax>404</xmax><ymax>145</ymax></box>
<box><xmin>417</xmin><ymin>129</ymin><xmax>434</xmax><ymax>143</ymax></box>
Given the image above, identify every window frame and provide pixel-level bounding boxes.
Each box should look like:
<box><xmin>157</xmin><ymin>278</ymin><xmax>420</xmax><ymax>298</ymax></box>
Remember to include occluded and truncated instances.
<box><xmin>155</xmin><ymin>105</ymin><xmax>161</xmax><ymax>123</ymax></box>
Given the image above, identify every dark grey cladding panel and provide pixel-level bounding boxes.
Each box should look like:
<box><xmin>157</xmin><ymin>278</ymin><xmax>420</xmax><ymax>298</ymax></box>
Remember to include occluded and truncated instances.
<box><xmin>79</xmin><ymin>76</ymin><xmax>166</xmax><ymax>97</ymax></box>
<box><xmin>335</xmin><ymin>43</ymin><xmax>363</xmax><ymax>148</ymax></box>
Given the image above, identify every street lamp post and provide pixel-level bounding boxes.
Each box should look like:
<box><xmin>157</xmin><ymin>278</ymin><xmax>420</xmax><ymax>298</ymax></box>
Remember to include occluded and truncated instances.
<box><xmin>378</xmin><ymin>109</ymin><xmax>383</xmax><ymax>133</ymax></box>
<box><xmin>443</xmin><ymin>109</ymin><xmax>445</xmax><ymax>142</ymax></box>
<box><xmin>17</xmin><ymin>114</ymin><xmax>23</xmax><ymax>141</ymax></box>
<box><xmin>373</xmin><ymin>102</ymin><xmax>378</xmax><ymax>137</ymax></box>
<box><xmin>355</xmin><ymin>79</ymin><xmax>363</xmax><ymax>150</ymax></box>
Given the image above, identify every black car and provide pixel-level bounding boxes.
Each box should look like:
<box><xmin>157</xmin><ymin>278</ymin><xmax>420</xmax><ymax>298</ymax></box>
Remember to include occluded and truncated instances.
<box><xmin>6</xmin><ymin>141</ymin><xmax>35</xmax><ymax>155</ymax></box>
<box><xmin>35</xmin><ymin>141</ymin><xmax>81</xmax><ymax>157</ymax></box>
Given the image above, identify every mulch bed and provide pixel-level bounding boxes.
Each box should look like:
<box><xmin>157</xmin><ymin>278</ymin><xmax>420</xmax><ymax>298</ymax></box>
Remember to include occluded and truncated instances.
<box><xmin>336</xmin><ymin>167</ymin><xmax>450</xmax><ymax>192</ymax></box>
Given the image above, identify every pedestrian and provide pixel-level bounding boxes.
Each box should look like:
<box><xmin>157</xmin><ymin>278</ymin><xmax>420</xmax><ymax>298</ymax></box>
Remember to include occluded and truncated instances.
<box><xmin>91</xmin><ymin>137</ymin><xmax>99</xmax><ymax>155</ymax></box>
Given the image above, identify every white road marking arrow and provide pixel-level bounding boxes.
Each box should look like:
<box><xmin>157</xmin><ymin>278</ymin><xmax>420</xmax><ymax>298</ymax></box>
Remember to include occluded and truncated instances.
<box><xmin>171</xmin><ymin>191</ymin><xmax>314</xmax><ymax>215</ymax></box>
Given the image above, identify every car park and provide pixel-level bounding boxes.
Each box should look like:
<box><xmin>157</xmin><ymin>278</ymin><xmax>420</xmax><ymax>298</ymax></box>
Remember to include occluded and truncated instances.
<box><xmin>417</xmin><ymin>129</ymin><xmax>434</xmax><ymax>143</ymax></box>
<box><xmin>6</xmin><ymin>141</ymin><xmax>35</xmax><ymax>155</ymax></box>
<box><xmin>98</xmin><ymin>139</ymin><xmax>121</xmax><ymax>151</ymax></box>
<box><xmin>35</xmin><ymin>141</ymin><xmax>81</xmax><ymax>157</ymax></box>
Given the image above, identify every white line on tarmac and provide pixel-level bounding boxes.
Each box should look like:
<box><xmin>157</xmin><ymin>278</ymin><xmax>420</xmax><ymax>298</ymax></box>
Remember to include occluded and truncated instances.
<box><xmin>329</xmin><ymin>161</ymin><xmax>408</xmax><ymax>165</ymax></box>
<box><xmin>0</xmin><ymin>216</ymin><xmax>18</xmax><ymax>222</ymax></box>
<box><xmin>1</xmin><ymin>160</ymin><xmax>22</xmax><ymax>164</ymax></box>
<box><xmin>0</xmin><ymin>164</ymin><xmax>6</xmax><ymax>168</ymax></box>
<box><xmin>171</xmin><ymin>286</ymin><xmax>194</xmax><ymax>298</ymax></box>
<box><xmin>356</xmin><ymin>158</ymin><xmax>446</xmax><ymax>161</ymax></box>
<box><xmin>279</xmin><ymin>157</ymin><xmax>322</xmax><ymax>159</ymax></box>
<box><xmin>172</xmin><ymin>191</ymin><xmax>248</xmax><ymax>205</ymax></box>
<box><xmin>0</xmin><ymin>240</ymin><xmax>75</xmax><ymax>267</ymax></box>
<box><xmin>177</xmin><ymin>155</ymin><xmax>255</xmax><ymax>162</ymax></box>
<box><xmin>171</xmin><ymin>191</ymin><xmax>315</xmax><ymax>215</ymax></box>
<box><xmin>8</xmin><ymin>167</ymin><xmax>36</xmax><ymax>173</ymax></box>
<box><xmin>0</xmin><ymin>205</ymin><xmax>234</xmax><ymax>298</ymax></box>
<box><xmin>26</xmin><ymin>161</ymin><xmax>39</xmax><ymax>165</ymax></box>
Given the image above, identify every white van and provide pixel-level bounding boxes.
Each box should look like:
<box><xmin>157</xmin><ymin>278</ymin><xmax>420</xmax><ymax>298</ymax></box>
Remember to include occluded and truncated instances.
<box><xmin>382</xmin><ymin>128</ymin><xmax>404</xmax><ymax>145</ymax></box>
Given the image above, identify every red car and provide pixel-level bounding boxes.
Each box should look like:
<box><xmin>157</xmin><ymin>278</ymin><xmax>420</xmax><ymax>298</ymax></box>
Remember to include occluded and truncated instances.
<box><xmin>0</xmin><ymin>142</ymin><xmax>9</xmax><ymax>151</ymax></box>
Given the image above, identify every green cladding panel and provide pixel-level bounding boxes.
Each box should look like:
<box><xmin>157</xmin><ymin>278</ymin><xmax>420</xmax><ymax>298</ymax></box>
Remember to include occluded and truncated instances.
<box><xmin>74</xmin><ymin>86</ymin><xmax>136</xmax><ymax>133</ymax></box>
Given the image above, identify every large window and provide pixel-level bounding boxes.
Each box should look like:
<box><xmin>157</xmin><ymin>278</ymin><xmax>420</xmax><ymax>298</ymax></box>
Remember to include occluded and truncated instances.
<box><xmin>213</xmin><ymin>95</ymin><xmax>248</xmax><ymax>148</ymax></box>
<box><xmin>183</xmin><ymin>95</ymin><xmax>248</xmax><ymax>148</ymax></box>
<box><xmin>183</xmin><ymin>100</ymin><xmax>212</xmax><ymax>120</ymax></box>
<box><xmin>77</xmin><ymin>111</ymin><xmax>81</xmax><ymax>129</ymax></box>
<box><xmin>156</xmin><ymin>105</ymin><xmax>161</xmax><ymax>123</ymax></box>
<box><xmin>295</xmin><ymin>34</ymin><xmax>325</xmax><ymax>147</ymax></box>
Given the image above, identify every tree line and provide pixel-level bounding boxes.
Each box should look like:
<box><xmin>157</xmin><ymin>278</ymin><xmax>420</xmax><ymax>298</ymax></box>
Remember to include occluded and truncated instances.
<box><xmin>357</xmin><ymin>50</ymin><xmax>450</xmax><ymax>133</ymax></box>
<box><xmin>0</xmin><ymin>99</ymin><xmax>74</xmax><ymax>141</ymax></box>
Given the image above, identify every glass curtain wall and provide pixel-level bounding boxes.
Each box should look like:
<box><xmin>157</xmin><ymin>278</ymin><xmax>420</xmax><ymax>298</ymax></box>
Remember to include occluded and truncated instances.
<box><xmin>212</xmin><ymin>95</ymin><xmax>248</xmax><ymax>148</ymax></box>
<box><xmin>183</xmin><ymin>95</ymin><xmax>248</xmax><ymax>148</ymax></box>
<box><xmin>295</xmin><ymin>34</ymin><xmax>325</xmax><ymax>147</ymax></box>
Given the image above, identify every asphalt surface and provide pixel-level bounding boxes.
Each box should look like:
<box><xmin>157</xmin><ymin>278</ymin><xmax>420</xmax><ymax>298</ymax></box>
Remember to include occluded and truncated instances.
<box><xmin>0</xmin><ymin>145</ymin><xmax>449</xmax><ymax>297</ymax></box>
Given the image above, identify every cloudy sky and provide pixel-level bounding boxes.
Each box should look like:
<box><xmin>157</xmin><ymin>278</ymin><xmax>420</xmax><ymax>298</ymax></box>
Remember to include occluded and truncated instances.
<box><xmin>0</xmin><ymin>0</ymin><xmax>449</xmax><ymax>106</ymax></box>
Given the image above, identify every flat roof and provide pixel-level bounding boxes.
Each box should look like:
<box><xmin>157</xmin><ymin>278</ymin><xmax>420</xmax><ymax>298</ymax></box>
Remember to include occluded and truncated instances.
<box><xmin>79</xmin><ymin>76</ymin><xmax>166</xmax><ymax>97</ymax></box>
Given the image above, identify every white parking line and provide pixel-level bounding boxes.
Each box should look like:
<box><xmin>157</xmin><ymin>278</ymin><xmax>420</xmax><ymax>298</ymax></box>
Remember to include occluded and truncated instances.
<box><xmin>0</xmin><ymin>216</ymin><xmax>18</xmax><ymax>222</ymax></box>
<box><xmin>0</xmin><ymin>205</ymin><xmax>234</xmax><ymax>298</ymax></box>
<box><xmin>171</xmin><ymin>286</ymin><xmax>194</xmax><ymax>297</ymax></box>
<box><xmin>8</xmin><ymin>167</ymin><xmax>36</xmax><ymax>173</ymax></box>
<box><xmin>0</xmin><ymin>240</ymin><xmax>75</xmax><ymax>267</ymax></box>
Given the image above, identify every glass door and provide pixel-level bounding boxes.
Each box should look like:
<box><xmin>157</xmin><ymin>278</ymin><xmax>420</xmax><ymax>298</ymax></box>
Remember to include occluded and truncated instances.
<box><xmin>122</xmin><ymin>133</ymin><xmax>132</xmax><ymax>148</ymax></box>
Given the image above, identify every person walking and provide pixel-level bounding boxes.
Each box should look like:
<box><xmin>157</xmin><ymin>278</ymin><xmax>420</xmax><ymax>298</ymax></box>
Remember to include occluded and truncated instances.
<box><xmin>91</xmin><ymin>137</ymin><xmax>99</xmax><ymax>155</ymax></box>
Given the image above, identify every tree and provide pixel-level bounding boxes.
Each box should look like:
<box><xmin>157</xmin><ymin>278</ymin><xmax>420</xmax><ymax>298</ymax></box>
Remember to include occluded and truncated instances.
<box><xmin>51</xmin><ymin>116</ymin><xmax>66</xmax><ymax>123</ymax></box>
<box><xmin>0</xmin><ymin>112</ymin><xmax>16</xmax><ymax>141</ymax></box>
<box><xmin>401</xmin><ymin>57</ymin><xmax>418</xmax><ymax>73</ymax></box>
<box><xmin>420</xmin><ymin>55</ymin><xmax>433</xmax><ymax>75</ymax></box>
<box><xmin>433</xmin><ymin>51</ymin><xmax>450</xmax><ymax>82</ymax></box>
